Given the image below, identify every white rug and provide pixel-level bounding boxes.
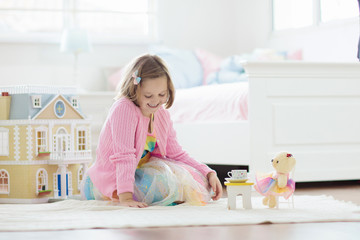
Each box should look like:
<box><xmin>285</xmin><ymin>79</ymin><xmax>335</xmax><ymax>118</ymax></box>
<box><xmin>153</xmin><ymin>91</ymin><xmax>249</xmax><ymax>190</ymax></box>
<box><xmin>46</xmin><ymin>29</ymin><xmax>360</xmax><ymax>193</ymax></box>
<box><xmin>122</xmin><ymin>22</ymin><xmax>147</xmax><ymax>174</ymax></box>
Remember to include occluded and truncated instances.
<box><xmin>0</xmin><ymin>195</ymin><xmax>359</xmax><ymax>231</ymax></box>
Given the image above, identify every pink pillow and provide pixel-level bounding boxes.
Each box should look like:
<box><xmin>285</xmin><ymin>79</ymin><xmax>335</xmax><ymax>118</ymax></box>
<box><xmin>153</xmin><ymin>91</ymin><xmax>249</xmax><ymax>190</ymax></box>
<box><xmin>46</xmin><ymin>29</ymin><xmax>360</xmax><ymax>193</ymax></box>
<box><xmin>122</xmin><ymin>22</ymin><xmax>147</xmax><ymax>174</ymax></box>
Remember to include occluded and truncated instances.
<box><xmin>287</xmin><ymin>49</ymin><xmax>303</xmax><ymax>60</ymax></box>
<box><xmin>108</xmin><ymin>68</ymin><xmax>124</xmax><ymax>91</ymax></box>
<box><xmin>194</xmin><ymin>49</ymin><xmax>223</xmax><ymax>85</ymax></box>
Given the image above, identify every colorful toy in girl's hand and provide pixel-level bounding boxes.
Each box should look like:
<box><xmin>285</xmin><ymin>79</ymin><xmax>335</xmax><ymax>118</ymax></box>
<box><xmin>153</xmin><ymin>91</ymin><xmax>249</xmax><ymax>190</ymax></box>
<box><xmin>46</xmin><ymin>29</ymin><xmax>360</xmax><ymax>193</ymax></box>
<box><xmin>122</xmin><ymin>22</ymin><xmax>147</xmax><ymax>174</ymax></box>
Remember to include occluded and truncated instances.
<box><xmin>254</xmin><ymin>151</ymin><xmax>296</xmax><ymax>208</ymax></box>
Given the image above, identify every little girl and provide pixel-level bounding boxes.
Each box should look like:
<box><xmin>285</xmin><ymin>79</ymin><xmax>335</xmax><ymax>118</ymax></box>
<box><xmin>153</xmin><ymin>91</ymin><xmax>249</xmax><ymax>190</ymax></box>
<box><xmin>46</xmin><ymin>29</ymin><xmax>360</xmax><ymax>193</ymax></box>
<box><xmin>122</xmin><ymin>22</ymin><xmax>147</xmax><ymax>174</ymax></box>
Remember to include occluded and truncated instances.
<box><xmin>81</xmin><ymin>54</ymin><xmax>222</xmax><ymax>208</ymax></box>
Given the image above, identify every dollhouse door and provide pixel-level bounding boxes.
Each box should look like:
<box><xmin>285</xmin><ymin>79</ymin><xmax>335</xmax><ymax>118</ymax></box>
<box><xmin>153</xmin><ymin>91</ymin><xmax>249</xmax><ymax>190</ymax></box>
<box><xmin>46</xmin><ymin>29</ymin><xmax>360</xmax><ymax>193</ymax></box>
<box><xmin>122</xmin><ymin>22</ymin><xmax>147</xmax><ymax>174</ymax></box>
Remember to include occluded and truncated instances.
<box><xmin>54</xmin><ymin>128</ymin><xmax>70</xmax><ymax>157</ymax></box>
<box><xmin>57</xmin><ymin>135</ymin><xmax>67</xmax><ymax>152</ymax></box>
<box><xmin>57</xmin><ymin>174</ymin><xmax>69</xmax><ymax>196</ymax></box>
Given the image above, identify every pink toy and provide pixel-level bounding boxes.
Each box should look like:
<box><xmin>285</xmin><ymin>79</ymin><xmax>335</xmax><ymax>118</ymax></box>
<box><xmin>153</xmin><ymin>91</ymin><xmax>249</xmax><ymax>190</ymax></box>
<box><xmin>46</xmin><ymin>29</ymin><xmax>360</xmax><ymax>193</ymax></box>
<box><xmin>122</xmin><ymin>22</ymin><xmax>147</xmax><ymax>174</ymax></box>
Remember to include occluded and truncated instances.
<box><xmin>254</xmin><ymin>152</ymin><xmax>296</xmax><ymax>208</ymax></box>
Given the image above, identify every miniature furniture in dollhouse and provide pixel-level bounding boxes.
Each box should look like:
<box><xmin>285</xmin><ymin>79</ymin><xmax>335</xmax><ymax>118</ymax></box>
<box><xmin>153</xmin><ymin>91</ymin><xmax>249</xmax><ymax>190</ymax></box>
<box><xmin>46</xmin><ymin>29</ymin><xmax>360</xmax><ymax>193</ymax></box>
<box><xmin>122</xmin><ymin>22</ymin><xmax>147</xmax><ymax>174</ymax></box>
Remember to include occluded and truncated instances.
<box><xmin>225</xmin><ymin>182</ymin><xmax>254</xmax><ymax>210</ymax></box>
<box><xmin>0</xmin><ymin>85</ymin><xmax>92</xmax><ymax>203</ymax></box>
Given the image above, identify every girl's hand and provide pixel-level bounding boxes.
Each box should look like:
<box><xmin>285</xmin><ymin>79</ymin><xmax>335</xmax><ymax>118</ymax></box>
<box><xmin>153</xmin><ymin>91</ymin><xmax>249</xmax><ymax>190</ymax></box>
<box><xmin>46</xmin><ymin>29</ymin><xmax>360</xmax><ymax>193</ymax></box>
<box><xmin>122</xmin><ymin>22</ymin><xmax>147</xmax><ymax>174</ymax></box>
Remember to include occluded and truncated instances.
<box><xmin>114</xmin><ymin>191</ymin><xmax>148</xmax><ymax>208</ymax></box>
<box><xmin>207</xmin><ymin>172</ymin><xmax>223</xmax><ymax>201</ymax></box>
<box><xmin>119</xmin><ymin>199</ymin><xmax>148</xmax><ymax>208</ymax></box>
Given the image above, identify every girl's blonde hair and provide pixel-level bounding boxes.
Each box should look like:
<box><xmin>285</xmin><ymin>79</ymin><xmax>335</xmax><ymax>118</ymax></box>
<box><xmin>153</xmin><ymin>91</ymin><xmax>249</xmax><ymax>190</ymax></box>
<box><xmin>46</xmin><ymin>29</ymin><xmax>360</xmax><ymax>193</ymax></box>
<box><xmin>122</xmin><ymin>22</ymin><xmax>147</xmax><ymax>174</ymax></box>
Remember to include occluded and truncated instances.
<box><xmin>115</xmin><ymin>54</ymin><xmax>175</xmax><ymax>109</ymax></box>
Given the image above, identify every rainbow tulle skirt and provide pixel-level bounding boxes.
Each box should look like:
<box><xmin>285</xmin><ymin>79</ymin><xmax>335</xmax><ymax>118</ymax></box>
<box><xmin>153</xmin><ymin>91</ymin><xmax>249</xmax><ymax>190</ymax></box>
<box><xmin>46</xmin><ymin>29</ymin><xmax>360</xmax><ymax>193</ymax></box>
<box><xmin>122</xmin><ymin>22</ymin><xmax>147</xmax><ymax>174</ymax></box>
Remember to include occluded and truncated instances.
<box><xmin>254</xmin><ymin>173</ymin><xmax>295</xmax><ymax>200</ymax></box>
<box><xmin>82</xmin><ymin>157</ymin><xmax>211</xmax><ymax>206</ymax></box>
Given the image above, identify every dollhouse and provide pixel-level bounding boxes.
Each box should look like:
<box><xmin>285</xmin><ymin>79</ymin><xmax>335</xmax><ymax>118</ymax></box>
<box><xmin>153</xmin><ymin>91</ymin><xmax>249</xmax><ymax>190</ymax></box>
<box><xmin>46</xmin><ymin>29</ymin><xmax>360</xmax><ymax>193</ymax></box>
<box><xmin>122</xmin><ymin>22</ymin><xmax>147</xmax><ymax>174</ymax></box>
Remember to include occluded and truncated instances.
<box><xmin>0</xmin><ymin>85</ymin><xmax>92</xmax><ymax>203</ymax></box>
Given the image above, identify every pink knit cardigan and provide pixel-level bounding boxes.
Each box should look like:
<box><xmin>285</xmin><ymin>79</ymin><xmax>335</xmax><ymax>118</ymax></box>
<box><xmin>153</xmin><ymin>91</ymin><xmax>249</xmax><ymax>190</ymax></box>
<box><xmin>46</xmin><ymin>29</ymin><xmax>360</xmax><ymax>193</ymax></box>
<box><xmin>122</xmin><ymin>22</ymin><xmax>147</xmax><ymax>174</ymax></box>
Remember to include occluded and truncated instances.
<box><xmin>87</xmin><ymin>97</ymin><xmax>214</xmax><ymax>198</ymax></box>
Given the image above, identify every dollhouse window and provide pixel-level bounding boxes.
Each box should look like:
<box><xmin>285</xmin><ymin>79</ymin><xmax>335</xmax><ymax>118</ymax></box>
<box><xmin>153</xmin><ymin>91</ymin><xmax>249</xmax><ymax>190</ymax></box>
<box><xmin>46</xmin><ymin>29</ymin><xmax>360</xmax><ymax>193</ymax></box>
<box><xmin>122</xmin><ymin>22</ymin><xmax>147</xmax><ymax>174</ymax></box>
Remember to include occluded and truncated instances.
<box><xmin>0</xmin><ymin>128</ymin><xmax>9</xmax><ymax>156</ymax></box>
<box><xmin>54</xmin><ymin>100</ymin><xmax>66</xmax><ymax>118</ymax></box>
<box><xmin>36</xmin><ymin>127</ymin><xmax>48</xmax><ymax>155</ymax></box>
<box><xmin>70</xmin><ymin>96</ymin><xmax>79</xmax><ymax>109</ymax></box>
<box><xmin>77</xmin><ymin>128</ymin><xmax>87</xmax><ymax>151</ymax></box>
<box><xmin>31</xmin><ymin>95</ymin><xmax>42</xmax><ymax>108</ymax></box>
<box><xmin>78</xmin><ymin>166</ymin><xmax>84</xmax><ymax>191</ymax></box>
<box><xmin>0</xmin><ymin>169</ymin><xmax>9</xmax><ymax>194</ymax></box>
<box><xmin>36</xmin><ymin>169</ymin><xmax>48</xmax><ymax>193</ymax></box>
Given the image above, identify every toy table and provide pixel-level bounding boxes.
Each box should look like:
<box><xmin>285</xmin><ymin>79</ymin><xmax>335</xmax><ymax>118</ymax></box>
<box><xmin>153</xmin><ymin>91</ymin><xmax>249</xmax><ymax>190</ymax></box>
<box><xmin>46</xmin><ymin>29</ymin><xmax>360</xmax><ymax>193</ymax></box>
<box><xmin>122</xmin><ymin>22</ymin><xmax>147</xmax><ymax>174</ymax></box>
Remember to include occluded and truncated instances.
<box><xmin>225</xmin><ymin>182</ymin><xmax>254</xmax><ymax>210</ymax></box>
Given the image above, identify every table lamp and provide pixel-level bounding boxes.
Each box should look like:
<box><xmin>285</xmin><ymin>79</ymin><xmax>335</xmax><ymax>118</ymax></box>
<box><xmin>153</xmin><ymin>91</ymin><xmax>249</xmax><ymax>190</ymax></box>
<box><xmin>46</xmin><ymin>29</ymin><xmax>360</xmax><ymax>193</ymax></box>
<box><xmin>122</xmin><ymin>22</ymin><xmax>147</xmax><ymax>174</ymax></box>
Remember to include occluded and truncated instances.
<box><xmin>60</xmin><ymin>28</ymin><xmax>92</xmax><ymax>87</ymax></box>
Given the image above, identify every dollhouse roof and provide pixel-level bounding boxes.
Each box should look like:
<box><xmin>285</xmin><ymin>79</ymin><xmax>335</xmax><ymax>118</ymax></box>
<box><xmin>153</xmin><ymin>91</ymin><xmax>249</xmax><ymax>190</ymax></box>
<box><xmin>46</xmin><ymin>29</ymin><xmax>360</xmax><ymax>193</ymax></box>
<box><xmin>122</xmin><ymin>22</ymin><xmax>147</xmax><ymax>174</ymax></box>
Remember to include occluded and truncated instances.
<box><xmin>0</xmin><ymin>85</ymin><xmax>86</xmax><ymax>120</ymax></box>
<box><xmin>32</xmin><ymin>94</ymin><xmax>86</xmax><ymax>119</ymax></box>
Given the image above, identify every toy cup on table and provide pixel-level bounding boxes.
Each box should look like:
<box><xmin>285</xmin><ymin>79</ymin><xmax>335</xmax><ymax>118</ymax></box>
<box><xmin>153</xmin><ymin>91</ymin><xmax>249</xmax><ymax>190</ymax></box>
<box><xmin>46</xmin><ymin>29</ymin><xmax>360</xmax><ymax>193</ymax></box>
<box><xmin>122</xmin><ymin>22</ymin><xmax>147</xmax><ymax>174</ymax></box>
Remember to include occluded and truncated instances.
<box><xmin>227</xmin><ymin>170</ymin><xmax>247</xmax><ymax>180</ymax></box>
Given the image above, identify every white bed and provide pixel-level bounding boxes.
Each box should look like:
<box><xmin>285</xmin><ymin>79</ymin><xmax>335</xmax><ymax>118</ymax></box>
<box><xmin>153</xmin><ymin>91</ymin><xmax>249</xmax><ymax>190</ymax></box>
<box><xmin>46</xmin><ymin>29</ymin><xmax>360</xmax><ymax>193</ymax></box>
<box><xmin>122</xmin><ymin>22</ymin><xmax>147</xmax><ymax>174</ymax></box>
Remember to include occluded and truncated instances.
<box><xmin>168</xmin><ymin>82</ymin><xmax>249</xmax><ymax>167</ymax></box>
<box><xmin>246</xmin><ymin>62</ymin><xmax>360</xmax><ymax>182</ymax></box>
<box><xmin>79</xmin><ymin>61</ymin><xmax>360</xmax><ymax>182</ymax></box>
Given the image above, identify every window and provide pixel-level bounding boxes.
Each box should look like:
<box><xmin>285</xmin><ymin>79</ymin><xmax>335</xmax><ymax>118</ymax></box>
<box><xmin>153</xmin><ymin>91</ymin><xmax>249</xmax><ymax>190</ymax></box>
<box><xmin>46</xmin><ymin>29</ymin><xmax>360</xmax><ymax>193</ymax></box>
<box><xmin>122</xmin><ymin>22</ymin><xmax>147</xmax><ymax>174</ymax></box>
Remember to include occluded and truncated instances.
<box><xmin>70</xmin><ymin>96</ymin><xmax>79</xmax><ymax>108</ymax></box>
<box><xmin>273</xmin><ymin>0</ymin><xmax>313</xmax><ymax>31</ymax></box>
<box><xmin>0</xmin><ymin>127</ymin><xmax>9</xmax><ymax>156</ymax></box>
<box><xmin>0</xmin><ymin>169</ymin><xmax>9</xmax><ymax>194</ymax></box>
<box><xmin>273</xmin><ymin>0</ymin><xmax>359</xmax><ymax>31</ymax></box>
<box><xmin>77</xmin><ymin>128</ymin><xmax>87</xmax><ymax>151</ymax></box>
<box><xmin>36</xmin><ymin>127</ymin><xmax>48</xmax><ymax>154</ymax></box>
<box><xmin>320</xmin><ymin>0</ymin><xmax>358</xmax><ymax>23</ymax></box>
<box><xmin>31</xmin><ymin>95</ymin><xmax>42</xmax><ymax>108</ymax></box>
<box><xmin>0</xmin><ymin>0</ymin><xmax>157</xmax><ymax>43</ymax></box>
<box><xmin>36</xmin><ymin>168</ymin><xmax>48</xmax><ymax>192</ymax></box>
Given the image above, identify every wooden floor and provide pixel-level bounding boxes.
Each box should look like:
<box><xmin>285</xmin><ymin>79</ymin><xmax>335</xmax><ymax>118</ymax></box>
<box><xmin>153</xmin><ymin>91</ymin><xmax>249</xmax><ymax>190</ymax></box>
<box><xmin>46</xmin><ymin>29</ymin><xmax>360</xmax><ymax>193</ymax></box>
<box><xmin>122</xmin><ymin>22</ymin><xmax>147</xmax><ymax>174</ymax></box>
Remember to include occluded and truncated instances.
<box><xmin>1</xmin><ymin>181</ymin><xmax>360</xmax><ymax>240</ymax></box>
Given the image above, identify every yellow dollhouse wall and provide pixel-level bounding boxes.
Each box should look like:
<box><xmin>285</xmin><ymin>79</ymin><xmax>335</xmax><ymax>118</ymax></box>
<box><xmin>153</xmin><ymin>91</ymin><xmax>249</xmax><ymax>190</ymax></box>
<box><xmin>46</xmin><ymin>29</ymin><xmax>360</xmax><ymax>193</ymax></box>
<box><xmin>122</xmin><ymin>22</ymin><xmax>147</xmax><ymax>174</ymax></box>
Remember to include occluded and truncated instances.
<box><xmin>0</xmin><ymin>164</ymin><xmax>82</xmax><ymax>200</ymax></box>
<box><xmin>0</xmin><ymin>125</ymin><xmax>50</xmax><ymax>161</ymax></box>
<box><xmin>36</xmin><ymin>95</ymin><xmax>84</xmax><ymax>120</ymax></box>
<box><xmin>0</xmin><ymin>165</ymin><xmax>55</xmax><ymax>200</ymax></box>
<box><xmin>0</xmin><ymin>122</ymin><xmax>88</xmax><ymax>201</ymax></box>
<box><xmin>18</xmin><ymin>126</ymin><xmax>28</xmax><ymax>161</ymax></box>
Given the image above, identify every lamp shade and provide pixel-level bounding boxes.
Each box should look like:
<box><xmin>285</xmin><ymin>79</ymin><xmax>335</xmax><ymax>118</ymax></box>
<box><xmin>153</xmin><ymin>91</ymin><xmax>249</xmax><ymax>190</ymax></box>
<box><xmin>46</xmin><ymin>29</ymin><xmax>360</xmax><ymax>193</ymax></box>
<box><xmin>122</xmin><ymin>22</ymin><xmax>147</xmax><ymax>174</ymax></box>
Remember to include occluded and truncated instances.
<box><xmin>60</xmin><ymin>28</ymin><xmax>92</xmax><ymax>54</ymax></box>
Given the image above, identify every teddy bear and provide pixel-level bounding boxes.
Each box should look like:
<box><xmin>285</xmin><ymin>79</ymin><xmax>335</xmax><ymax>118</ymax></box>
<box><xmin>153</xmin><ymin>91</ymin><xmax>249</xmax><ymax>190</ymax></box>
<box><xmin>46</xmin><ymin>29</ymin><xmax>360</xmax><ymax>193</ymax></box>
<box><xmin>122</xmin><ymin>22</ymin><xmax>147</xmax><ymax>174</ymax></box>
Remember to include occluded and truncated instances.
<box><xmin>254</xmin><ymin>151</ymin><xmax>296</xmax><ymax>208</ymax></box>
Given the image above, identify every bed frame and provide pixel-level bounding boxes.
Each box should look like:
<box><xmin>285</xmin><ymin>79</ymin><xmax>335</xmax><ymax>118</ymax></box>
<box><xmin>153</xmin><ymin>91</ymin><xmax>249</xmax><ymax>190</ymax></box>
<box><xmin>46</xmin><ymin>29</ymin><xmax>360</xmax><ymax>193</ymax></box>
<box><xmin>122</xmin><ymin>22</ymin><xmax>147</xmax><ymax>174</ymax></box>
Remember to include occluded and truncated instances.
<box><xmin>246</xmin><ymin>62</ymin><xmax>360</xmax><ymax>182</ymax></box>
<box><xmin>80</xmin><ymin>62</ymin><xmax>360</xmax><ymax>182</ymax></box>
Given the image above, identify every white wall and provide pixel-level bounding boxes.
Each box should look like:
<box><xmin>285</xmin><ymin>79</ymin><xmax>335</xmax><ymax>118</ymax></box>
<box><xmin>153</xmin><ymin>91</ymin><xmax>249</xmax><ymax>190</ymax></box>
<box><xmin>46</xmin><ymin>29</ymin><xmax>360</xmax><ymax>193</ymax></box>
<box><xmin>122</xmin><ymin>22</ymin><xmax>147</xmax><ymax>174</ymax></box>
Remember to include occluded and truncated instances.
<box><xmin>0</xmin><ymin>43</ymin><xmax>149</xmax><ymax>91</ymax></box>
<box><xmin>0</xmin><ymin>0</ymin><xmax>357</xmax><ymax>91</ymax></box>
<box><xmin>234</xmin><ymin>0</ymin><xmax>272</xmax><ymax>54</ymax></box>
<box><xmin>267</xmin><ymin>19</ymin><xmax>359</xmax><ymax>62</ymax></box>
<box><xmin>235</xmin><ymin>0</ymin><xmax>359</xmax><ymax>62</ymax></box>
<box><xmin>157</xmin><ymin>0</ymin><xmax>271</xmax><ymax>55</ymax></box>
<box><xmin>1</xmin><ymin>0</ymin><xmax>259</xmax><ymax>91</ymax></box>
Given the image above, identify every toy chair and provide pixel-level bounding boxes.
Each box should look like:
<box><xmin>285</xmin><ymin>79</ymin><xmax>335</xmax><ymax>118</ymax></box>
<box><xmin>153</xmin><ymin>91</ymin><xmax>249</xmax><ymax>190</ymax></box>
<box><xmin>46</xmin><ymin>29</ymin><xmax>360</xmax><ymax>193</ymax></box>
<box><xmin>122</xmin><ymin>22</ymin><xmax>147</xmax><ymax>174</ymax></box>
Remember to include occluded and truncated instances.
<box><xmin>276</xmin><ymin>167</ymin><xmax>295</xmax><ymax>209</ymax></box>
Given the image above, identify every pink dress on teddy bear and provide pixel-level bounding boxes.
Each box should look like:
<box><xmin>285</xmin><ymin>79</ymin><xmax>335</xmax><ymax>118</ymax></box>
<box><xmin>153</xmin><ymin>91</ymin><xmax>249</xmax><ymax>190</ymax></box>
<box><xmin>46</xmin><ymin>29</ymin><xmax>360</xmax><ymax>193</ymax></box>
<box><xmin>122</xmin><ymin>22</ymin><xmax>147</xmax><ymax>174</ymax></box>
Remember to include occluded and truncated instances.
<box><xmin>254</xmin><ymin>172</ymin><xmax>295</xmax><ymax>200</ymax></box>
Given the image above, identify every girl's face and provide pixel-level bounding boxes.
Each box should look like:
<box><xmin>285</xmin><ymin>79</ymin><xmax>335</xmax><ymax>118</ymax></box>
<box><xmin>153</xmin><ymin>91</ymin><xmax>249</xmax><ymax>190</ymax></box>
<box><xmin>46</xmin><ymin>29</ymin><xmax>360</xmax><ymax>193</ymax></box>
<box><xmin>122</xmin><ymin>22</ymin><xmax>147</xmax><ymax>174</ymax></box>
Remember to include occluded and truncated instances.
<box><xmin>137</xmin><ymin>76</ymin><xmax>168</xmax><ymax>118</ymax></box>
